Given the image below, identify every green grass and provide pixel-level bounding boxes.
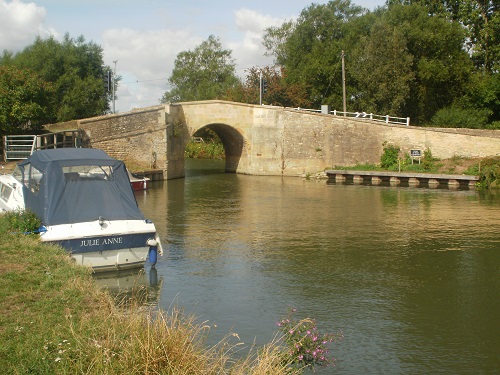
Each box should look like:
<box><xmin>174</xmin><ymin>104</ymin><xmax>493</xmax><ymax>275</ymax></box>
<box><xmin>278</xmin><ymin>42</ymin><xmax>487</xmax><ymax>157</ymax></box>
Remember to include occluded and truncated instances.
<box><xmin>0</xmin><ymin>219</ymin><xmax>300</xmax><ymax>374</ymax></box>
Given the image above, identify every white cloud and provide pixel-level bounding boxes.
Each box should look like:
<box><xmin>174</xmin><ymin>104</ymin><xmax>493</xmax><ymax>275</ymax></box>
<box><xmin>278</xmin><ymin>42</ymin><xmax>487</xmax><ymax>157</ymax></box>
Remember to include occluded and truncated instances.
<box><xmin>228</xmin><ymin>8</ymin><xmax>287</xmax><ymax>75</ymax></box>
<box><xmin>0</xmin><ymin>0</ymin><xmax>56</xmax><ymax>51</ymax></box>
<box><xmin>102</xmin><ymin>27</ymin><xmax>203</xmax><ymax>111</ymax></box>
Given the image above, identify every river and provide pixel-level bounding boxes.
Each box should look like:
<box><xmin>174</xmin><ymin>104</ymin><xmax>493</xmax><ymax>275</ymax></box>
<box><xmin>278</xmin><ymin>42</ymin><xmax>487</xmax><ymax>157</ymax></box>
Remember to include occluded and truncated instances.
<box><xmin>130</xmin><ymin>158</ymin><xmax>499</xmax><ymax>374</ymax></box>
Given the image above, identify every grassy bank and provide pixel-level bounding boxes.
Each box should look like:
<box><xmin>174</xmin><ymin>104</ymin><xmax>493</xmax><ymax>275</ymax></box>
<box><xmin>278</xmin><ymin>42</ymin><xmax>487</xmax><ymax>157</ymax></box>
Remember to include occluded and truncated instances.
<box><xmin>0</xmin><ymin>222</ymin><xmax>299</xmax><ymax>374</ymax></box>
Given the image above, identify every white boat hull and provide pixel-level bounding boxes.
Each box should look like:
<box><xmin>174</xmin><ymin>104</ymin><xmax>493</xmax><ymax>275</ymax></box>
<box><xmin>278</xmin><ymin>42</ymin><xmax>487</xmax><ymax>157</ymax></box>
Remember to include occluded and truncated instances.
<box><xmin>39</xmin><ymin>219</ymin><xmax>162</xmax><ymax>272</ymax></box>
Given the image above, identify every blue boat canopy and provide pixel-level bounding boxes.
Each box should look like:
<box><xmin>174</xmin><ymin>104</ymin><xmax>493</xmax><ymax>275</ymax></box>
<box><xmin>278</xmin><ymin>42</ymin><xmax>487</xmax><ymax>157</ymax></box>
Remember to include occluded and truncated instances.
<box><xmin>16</xmin><ymin>148</ymin><xmax>145</xmax><ymax>226</ymax></box>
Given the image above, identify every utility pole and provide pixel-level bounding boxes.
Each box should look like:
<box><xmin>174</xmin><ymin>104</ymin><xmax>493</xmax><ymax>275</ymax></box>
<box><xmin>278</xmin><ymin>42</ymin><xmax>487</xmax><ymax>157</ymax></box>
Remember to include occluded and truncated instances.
<box><xmin>259</xmin><ymin>70</ymin><xmax>263</xmax><ymax>106</ymax></box>
<box><xmin>112</xmin><ymin>60</ymin><xmax>117</xmax><ymax>114</ymax></box>
<box><xmin>341</xmin><ymin>50</ymin><xmax>346</xmax><ymax>117</ymax></box>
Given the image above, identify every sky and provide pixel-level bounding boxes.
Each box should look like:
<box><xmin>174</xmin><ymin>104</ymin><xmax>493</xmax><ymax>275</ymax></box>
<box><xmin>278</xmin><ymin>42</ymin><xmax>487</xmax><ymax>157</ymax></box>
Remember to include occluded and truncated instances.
<box><xmin>0</xmin><ymin>0</ymin><xmax>386</xmax><ymax>113</ymax></box>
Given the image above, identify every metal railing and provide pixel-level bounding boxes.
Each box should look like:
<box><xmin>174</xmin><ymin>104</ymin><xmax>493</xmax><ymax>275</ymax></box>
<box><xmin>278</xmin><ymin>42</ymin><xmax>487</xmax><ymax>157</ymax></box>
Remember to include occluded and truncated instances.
<box><xmin>3</xmin><ymin>130</ymin><xmax>82</xmax><ymax>161</ymax></box>
<box><xmin>290</xmin><ymin>106</ymin><xmax>410</xmax><ymax>126</ymax></box>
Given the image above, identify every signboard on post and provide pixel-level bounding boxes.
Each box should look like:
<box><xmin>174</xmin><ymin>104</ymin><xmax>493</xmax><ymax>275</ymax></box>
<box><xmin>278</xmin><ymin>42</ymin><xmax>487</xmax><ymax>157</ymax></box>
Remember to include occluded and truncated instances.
<box><xmin>410</xmin><ymin>149</ymin><xmax>422</xmax><ymax>164</ymax></box>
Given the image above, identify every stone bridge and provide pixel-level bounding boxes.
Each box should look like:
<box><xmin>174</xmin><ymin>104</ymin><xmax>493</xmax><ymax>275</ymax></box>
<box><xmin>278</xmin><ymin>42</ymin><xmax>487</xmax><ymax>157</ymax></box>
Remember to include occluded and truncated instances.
<box><xmin>46</xmin><ymin>100</ymin><xmax>500</xmax><ymax>179</ymax></box>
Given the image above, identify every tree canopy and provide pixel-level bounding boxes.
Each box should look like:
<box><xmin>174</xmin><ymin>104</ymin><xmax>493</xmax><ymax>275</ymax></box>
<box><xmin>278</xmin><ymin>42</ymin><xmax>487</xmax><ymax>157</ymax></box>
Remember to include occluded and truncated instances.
<box><xmin>161</xmin><ymin>35</ymin><xmax>240</xmax><ymax>103</ymax></box>
<box><xmin>260</xmin><ymin>0</ymin><xmax>499</xmax><ymax>127</ymax></box>
<box><xmin>0</xmin><ymin>34</ymin><xmax>112</xmax><ymax>134</ymax></box>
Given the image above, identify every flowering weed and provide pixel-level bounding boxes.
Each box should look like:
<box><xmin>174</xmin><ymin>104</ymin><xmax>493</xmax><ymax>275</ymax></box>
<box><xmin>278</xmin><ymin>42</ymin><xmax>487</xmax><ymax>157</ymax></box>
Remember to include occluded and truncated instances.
<box><xmin>277</xmin><ymin>308</ymin><xmax>343</xmax><ymax>370</ymax></box>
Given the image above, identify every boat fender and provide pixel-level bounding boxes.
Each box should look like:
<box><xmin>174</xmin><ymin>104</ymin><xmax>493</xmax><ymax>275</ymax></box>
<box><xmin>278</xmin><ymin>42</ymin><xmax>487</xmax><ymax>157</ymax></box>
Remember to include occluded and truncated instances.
<box><xmin>147</xmin><ymin>238</ymin><xmax>158</xmax><ymax>266</ymax></box>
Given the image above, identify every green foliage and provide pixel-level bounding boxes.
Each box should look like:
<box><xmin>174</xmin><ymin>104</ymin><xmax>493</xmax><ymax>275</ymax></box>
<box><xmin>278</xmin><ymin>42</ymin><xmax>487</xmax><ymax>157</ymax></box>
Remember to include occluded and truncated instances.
<box><xmin>263</xmin><ymin>0</ymin><xmax>366</xmax><ymax>108</ymax></box>
<box><xmin>277</xmin><ymin>308</ymin><xmax>343</xmax><ymax>370</ymax></box>
<box><xmin>1</xmin><ymin>209</ymin><xmax>42</xmax><ymax>234</ymax></box>
<box><xmin>262</xmin><ymin>0</ymin><xmax>497</xmax><ymax>128</ymax></box>
<box><xmin>1</xmin><ymin>34</ymin><xmax>111</xmax><ymax>129</ymax></box>
<box><xmin>476</xmin><ymin>157</ymin><xmax>500</xmax><ymax>189</ymax></box>
<box><xmin>430</xmin><ymin>105</ymin><xmax>492</xmax><ymax>128</ymax></box>
<box><xmin>162</xmin><ymin>35</ymin><xmax>240</xmax><ymax>103</ymax></box>
<box><xmin>185</xmin><ymin>139</ymin><xmax>225</xmax><ymax>159</ymax></box>
<box><xmin>225</xmin><ymin>65</ymin><xmax>312</xmax><ymax>108</ymax></box>
<box><xmin>380</xmin><ymin>143</ymin><xmax>400</xmax><ymax>168</ymax></box>
<box><xmin>420</xmin><ymin>148</ymin><xmax>440</xmax><ymax>172</ymax></box>
<box><xmin>0</xmin><ymin>65</ymin><xmax>55</xmax><ymax>134</ymax></box>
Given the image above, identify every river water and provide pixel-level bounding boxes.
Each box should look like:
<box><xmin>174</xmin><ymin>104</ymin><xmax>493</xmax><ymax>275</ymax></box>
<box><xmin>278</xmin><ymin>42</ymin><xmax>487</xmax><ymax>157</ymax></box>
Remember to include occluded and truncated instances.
<box><xmin>131</xmin><ymin>159</ymin><xmax>499</xmax><ymax>374</ymax></box>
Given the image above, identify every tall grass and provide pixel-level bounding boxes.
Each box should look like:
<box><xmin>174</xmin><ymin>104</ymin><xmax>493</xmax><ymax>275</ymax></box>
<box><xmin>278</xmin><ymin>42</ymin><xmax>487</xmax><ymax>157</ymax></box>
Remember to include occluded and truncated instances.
<box><xmin>0</xmin><ymin>218</ymin><xmax>299</xmax><ymax>374</ymax></box>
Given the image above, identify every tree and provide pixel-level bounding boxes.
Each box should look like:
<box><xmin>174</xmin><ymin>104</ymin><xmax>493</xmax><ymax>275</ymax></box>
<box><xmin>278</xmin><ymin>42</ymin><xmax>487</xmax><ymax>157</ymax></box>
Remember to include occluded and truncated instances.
<box><xmin>162</xmin><ymin>35</ymin><xmax>239</xmax><ymax>103</ymax></box>
<box><xmin>263</xmin><ymin>0</ymin><xmax>367</xmax><ymax>108</ymax></box>
<box><xmin>225</xmin><ymin>66</ymin><xmax>312</xmax><ymax>108</ymax></box>
<box><xmin>2</xmin><ymin>34</ymin><xmax>111</xmax><ymax>123</ymax></box>
<box><xmin>350</xmin><ymin>20</ymin><xmax>414</xmax><ymax>115</ymax></box>
<box><xmin>0</xmin><ymin>65</ymin><xmax>54</xmax><ymax>134</ymax></box>
<box><xmin>389</xmin><ymin>0</ymin><xmax>500</xmax><ymax>73</ymax></box>
<box><xmin>384</xmin><ymin>4</ymin><xmax>473</xmax><ymax>123</ymax></box>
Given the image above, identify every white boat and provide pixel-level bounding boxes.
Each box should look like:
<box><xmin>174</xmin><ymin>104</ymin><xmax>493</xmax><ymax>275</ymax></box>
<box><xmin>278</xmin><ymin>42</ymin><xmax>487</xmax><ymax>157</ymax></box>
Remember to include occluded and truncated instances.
<box><xmin>0</xmin><ymin>148</ymin><xmax>162</xmax><ymax>272</ymax></box>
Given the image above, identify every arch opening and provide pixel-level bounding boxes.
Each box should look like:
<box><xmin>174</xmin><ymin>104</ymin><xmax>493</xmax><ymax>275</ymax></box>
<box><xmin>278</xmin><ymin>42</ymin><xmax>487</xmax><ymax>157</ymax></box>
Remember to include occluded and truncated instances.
<box><xmin>191</xmin><ymin>123</ymin><xmax>244</xmax><ymax>173</ymax></box>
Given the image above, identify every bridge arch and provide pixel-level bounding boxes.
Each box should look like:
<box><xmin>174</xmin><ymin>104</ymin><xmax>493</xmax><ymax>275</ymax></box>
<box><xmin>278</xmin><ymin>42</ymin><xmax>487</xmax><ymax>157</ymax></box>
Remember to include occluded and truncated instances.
<box><xmin>190</xmin><ymin>123</ymin><xmax>245</xmax><ymax>173</ymax></box>
<box><xmin>45</xmin><ymin>101</ymin><xmax>500</xmax><ymax>180</ymax></box>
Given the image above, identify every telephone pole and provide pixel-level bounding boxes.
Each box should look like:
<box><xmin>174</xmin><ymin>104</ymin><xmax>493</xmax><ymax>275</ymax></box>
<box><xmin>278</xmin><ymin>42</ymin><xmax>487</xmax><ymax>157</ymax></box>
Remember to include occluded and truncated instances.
<box><xmin>112</xmin><ymin>60</ymin><xmax>117</xmax><ymax>114</ymax></box>
<box><xmin>341</xmin><ymin>50</ymin><xmax>346</xmax><ymax>117</ymax></box>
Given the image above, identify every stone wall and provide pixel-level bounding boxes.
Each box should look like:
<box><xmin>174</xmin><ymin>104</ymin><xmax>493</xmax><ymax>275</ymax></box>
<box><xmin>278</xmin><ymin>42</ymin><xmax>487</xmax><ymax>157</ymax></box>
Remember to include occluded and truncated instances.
<box><xmin>46</xmin><ymin>106</ymin><xmax>168</xmax><ymax>173</ymax></box>
<box><xmin>45</xmin><ymin>101</ymin><xmax>500</xmax><ymax>179</ymax></box>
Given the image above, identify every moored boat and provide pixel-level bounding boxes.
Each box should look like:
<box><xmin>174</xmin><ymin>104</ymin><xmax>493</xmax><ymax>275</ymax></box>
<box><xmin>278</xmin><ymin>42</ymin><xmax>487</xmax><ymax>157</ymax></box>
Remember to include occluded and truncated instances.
<box><xmin>0</xmin><ymin>148</ymin><xmax>162</xmax><ymax>271</ymax></box>
<box><xmin>127</xmin><ymin>169</ymin><xmax>150</xmax><ymax>191</ymax></box>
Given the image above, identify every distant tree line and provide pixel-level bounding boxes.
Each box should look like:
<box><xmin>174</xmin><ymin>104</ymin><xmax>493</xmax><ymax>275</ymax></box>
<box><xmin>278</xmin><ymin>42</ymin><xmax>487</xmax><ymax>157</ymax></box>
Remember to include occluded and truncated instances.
<box><xmin>1</xmin><ymin>1</ymin><xmax>498</xmax><ymax>135</ymax></box>
<box><xmin>0</xmin><ymin>34</ymin><xmax>113</xmax><ymax>135</ymax></box>
<box><xmin>163</xmin><ymin>0</ymin><xmax>499</xmax><ymax>128</ymax></box>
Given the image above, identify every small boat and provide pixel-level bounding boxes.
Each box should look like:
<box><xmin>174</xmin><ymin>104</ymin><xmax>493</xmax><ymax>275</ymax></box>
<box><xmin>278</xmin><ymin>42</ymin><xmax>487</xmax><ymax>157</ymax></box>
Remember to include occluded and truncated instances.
<box><xmin>0</xmin><ymin>148</ymin><xmax>162</xmax><ymax>272</ymax></box>
<box><xmin>128</xmin><ymin>170</ymin><xmax>150</xmax><ymax>191</ymax></box>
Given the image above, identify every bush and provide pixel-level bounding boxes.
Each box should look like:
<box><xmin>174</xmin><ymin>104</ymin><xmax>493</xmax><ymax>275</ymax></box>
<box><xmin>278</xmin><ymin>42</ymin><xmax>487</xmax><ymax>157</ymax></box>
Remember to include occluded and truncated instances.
<box><xmin>476</xmin><ymin>157</ymin><xmax>500</xmax><ymax>189</ymax></box>
<box><xmin>430</xmin><ymin>106</ymin><xmax>492</xmax><ymax>129</ymax></box>
<box><xmin>185</xmin><ymin>139</ymin><xmax>225</xmax><ymax>159</ymax></box>
<box><xmin>2</xmin><ymin>209</ymin><xmax>42</xmax><ymax>234</ymax></box>
<box><xmin>380</xmin><ymin>143</ymin><xmax>400</xmax><ymax>169</ymax></box>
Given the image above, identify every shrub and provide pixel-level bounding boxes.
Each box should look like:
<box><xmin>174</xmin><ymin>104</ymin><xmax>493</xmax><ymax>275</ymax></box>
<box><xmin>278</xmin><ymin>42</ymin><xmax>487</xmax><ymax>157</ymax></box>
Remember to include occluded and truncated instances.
<box><xmin>430</xmin><ymin>106</ymin><xmax>492</xmax><ymax>129</ymax></box>
<box><xmin>2</xmin><ymin>209</ymin><xmax>42</xmax><ymax>234</ymax></box>
<box><xmin>476</xmin><ymin>157</ymin><xmax>500</xmax><ymax>189</ymax></box>
<box><xmin>380</xmin><ymin>143</ymin><xmax>400</xmax><ymax>169</ymax></box>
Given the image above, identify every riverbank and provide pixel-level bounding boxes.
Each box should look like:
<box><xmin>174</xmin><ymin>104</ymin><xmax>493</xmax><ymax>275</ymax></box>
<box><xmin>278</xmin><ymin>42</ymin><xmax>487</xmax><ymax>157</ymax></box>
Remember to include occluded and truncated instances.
<box><xmin>0</xmin><ymin>223</ymin><xmax>297</xmax><ymax>374</ymax></box>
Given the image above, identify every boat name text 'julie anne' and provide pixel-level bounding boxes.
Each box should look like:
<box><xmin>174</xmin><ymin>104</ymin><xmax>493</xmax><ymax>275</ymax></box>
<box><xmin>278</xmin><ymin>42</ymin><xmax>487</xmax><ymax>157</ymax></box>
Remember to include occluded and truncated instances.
<box><xmin>81</xmin><ymin>237</ymin><xmax>123</xmax><ymax>247</ymax></box>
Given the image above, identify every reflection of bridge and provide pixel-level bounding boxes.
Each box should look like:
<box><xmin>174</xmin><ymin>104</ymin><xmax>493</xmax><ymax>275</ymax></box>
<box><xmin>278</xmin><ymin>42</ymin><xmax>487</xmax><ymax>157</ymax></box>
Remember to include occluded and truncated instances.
<box><xmin>46</xmin><ymin>100</ymin><xmax>500</xmax><ymax>180</ymax></box>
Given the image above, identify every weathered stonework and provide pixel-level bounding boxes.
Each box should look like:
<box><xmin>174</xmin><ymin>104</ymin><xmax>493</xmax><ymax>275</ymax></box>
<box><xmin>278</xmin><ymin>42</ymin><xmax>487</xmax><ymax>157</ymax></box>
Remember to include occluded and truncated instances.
<box><xmin>45</xmin><ymin>100</ymin><xmax>500</xmax><ymax>179</ymax></box>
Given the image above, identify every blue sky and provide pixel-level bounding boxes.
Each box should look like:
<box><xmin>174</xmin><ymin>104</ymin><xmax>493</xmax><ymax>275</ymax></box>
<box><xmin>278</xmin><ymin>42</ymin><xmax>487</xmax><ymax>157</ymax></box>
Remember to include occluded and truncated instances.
<box><xmin>1</xmin><ymin>0</ymin><xmax>386</xmax><ymax>112</ymax></box>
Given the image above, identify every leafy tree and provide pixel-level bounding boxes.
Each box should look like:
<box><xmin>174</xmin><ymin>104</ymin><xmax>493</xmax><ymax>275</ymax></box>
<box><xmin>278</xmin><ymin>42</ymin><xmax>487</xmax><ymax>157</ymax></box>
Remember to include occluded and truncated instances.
<box><xmin>162</xmin><ymin>35</ymin><xmax>240</xmax><ymax>103</ymax></box>
<box><xmin>225</xmin><ymin>66</ymin><xmax>312</xmax><ymax>108</ymax></box>
<box><xmin>1</xmin><ymin>34</ymin><xmax>111</xmax><ymax>124</ymax></box>
<box><xmin>378</xmin><ymin>3</ymin><xmax>474</xmax><ymax>123</ymax></box>
<box><xmin>350</xmin><ymin>19</ymin><xmax>414</xmax><ymax>115</ymax></box>
<box><xmin>389</xmin><ymin>0</ymin><xmax>500</xmax><ymax>73</ymax></box>
<box><xmin>0</xmin><ymin>65</ymin><xmax>54</xmax><ymax>134</ymax></box>
<box><xmin>263</xmin><ymin>0</ymin><xmax>367</xmax><ymax>108</ymax></box>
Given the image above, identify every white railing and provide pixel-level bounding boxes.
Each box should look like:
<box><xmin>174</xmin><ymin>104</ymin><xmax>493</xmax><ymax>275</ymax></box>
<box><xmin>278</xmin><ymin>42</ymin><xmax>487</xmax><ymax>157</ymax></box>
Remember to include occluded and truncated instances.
<box><xmin>290</xmin><ymin>106</ymin><xmax>410</xmax><ymax>126</ymax></box>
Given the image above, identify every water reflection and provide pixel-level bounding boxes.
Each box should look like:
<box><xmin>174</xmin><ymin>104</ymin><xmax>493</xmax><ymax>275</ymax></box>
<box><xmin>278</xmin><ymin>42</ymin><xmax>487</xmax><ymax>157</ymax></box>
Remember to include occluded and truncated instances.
<box><xmin>92</xmin><ymin>267</ymin><xmax>163</xmax><ymax>307</ymax></box>
<box><xmin>127</xmin><ymin>159</ymin><xmax>500</xmax><ymax>374</ymax></box>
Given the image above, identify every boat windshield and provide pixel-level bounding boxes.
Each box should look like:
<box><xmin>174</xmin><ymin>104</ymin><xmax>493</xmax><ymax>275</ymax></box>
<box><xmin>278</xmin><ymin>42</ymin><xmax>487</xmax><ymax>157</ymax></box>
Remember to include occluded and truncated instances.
<box><xmin>12</xmin><ymin>166</ymin><xmax>23</xmax><ymax>183</ymax></box>
<box><xmin>62</xmin><ymin>165</ymin><xmax>114</xmax><ymax>181</ymax></box>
